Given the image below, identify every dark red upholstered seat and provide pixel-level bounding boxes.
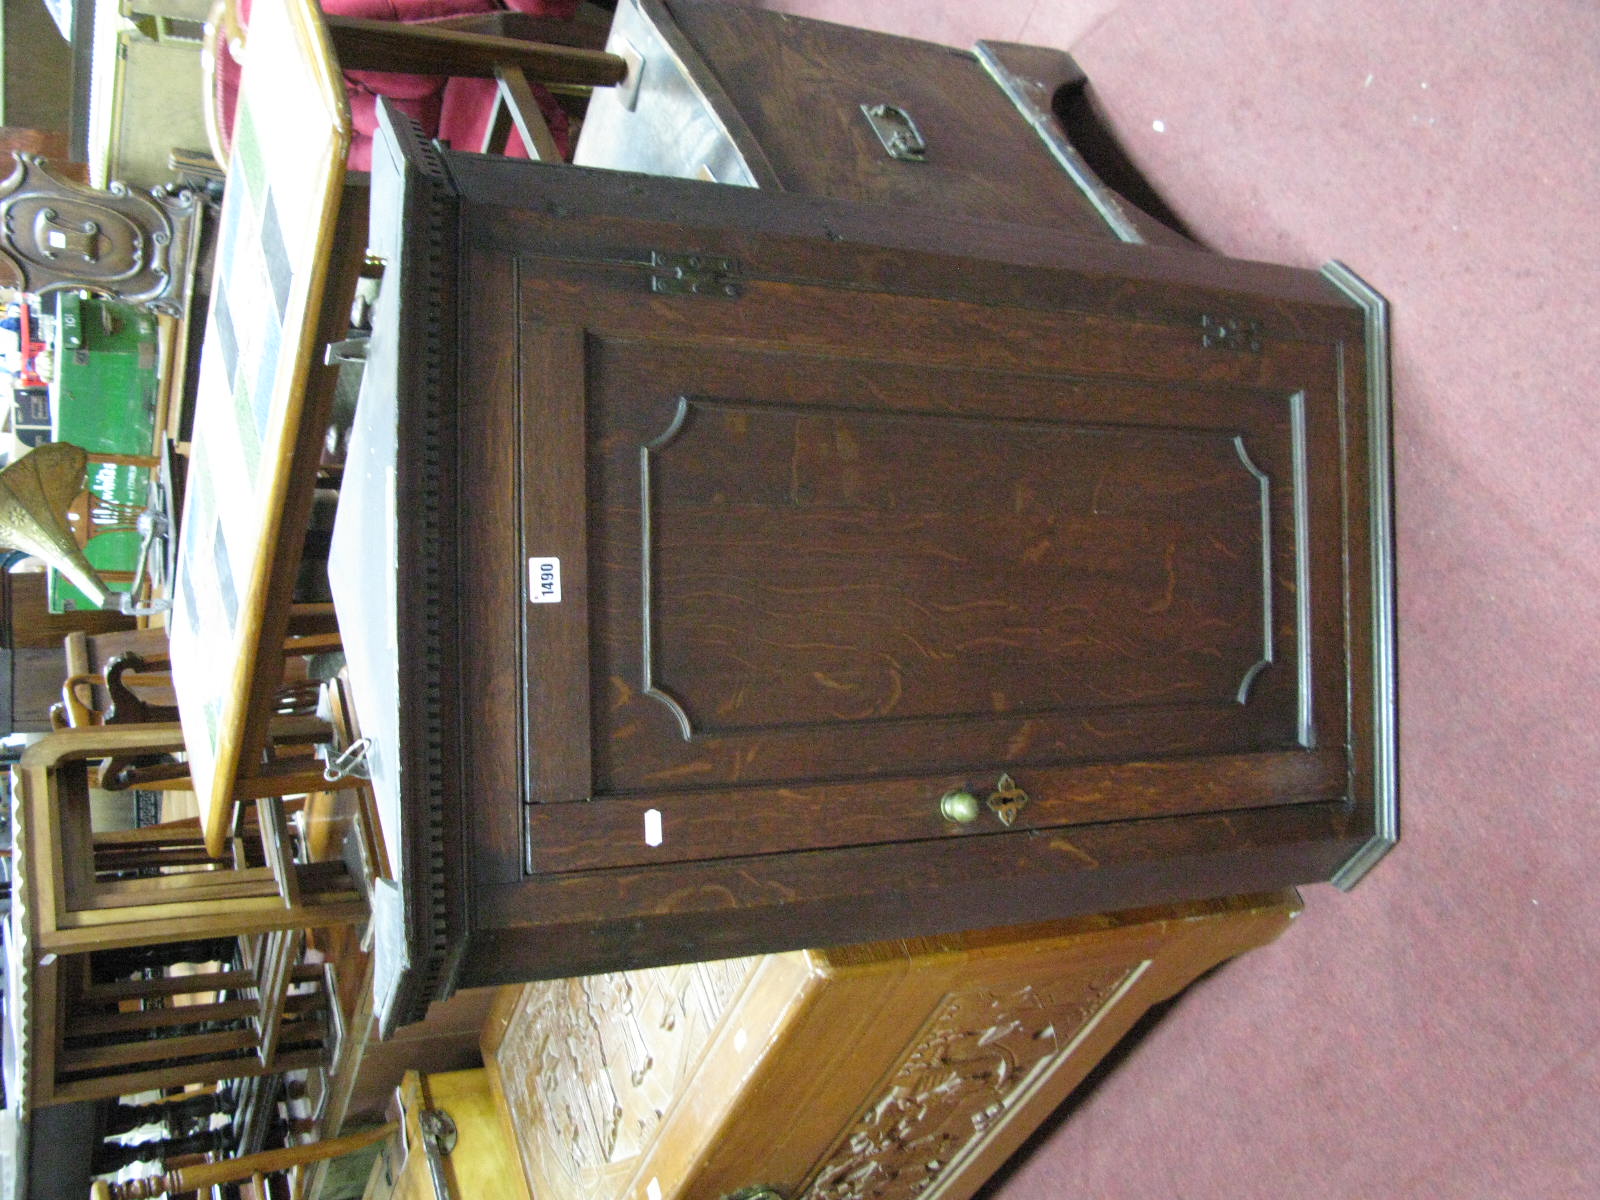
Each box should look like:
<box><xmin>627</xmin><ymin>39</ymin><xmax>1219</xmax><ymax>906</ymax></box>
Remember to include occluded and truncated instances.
<box><xmin>210</xmin><ymin>0</ymin><xmax>578</xmax><ymax>170</ymax></box>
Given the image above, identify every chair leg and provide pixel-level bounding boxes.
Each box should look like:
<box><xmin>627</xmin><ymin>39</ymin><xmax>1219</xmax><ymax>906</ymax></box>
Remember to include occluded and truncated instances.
<box><xmin>256</xmin><ymin>797</ymin><xmax>302</xmax><ymax>909</ymax></box>
<box><xmin>487</xmin><ymin>67</ymin><xmax>564</xmax><ymax>161</ymax></box>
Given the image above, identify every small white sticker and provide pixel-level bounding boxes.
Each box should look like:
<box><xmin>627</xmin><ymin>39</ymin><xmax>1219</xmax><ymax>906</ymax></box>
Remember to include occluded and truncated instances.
<box><xmin>644</xmin><ymin>808</ymin><xmax>663</xmax><ymax>847</ymax></box>
<box><xmin>646</xmin><ymin>1179</ymin><xmax>662</xmax><ymax>1200</ymax></box>
<box><xmin>528</xmin><ymin>557</ymin><xmax>562</xmax><ymax>604</ymax></box>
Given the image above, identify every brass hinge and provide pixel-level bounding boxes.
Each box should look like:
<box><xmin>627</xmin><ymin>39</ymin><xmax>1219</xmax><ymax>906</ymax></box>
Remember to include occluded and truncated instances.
<box><xmin>651</xmin><ymin>251</ymin><xmax>742</xmax><ymax>299</ymax></box>
<box><xmin>1200</xmin><ymin>313</ymin><xmax>1263</xmax><ymax>353</ymax></box>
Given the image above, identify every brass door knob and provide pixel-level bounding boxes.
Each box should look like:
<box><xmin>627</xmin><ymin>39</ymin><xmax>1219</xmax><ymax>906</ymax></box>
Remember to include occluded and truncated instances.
<box><xmin>941</xmin><ymin>776</ymin><xmax>1030</xmax><ymax>827</ymax></box>
<box><xmin>940</xmin><ymin>789</ymin><xmax>981</xmax><ymax>824</ymax></box>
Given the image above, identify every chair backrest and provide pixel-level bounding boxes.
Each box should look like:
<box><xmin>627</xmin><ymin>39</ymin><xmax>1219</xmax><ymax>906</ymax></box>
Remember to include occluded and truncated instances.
<box><xmin>42</xmin><ymin>941</ymin><xmax>334</xmax><ymax>1105</ymax></box>
<box><xmin>0</xmin><ymin>153</ymin><xmax>201</xmax><ymax>318</ymax></box>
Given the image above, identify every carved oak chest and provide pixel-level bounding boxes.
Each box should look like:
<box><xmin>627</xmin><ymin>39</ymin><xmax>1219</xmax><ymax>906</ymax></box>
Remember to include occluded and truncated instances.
<box><xmin>481</xmin><ymin>894</ymin><xmax>1300</xmax><ymax>1200</ymax></box>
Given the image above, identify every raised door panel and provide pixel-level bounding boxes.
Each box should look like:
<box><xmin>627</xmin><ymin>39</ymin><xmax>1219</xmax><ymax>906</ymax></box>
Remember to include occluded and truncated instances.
<box><xmin>589</xmin><ymin>340</ymin><xmax>1307</xmax><ymax>785</ymax></box>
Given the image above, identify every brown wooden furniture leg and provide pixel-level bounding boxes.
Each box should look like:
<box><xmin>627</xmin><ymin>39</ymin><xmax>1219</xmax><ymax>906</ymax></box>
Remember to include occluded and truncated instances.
<box><xmin>89</xmin><ymin>1121</ymin><xmax>395</xmax><ymax>1199</ymax></box>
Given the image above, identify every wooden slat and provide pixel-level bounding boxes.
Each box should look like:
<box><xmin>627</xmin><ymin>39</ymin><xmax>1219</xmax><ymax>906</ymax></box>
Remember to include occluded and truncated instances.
<box><xmin>84</xmin><ymin>963</ymin><xmax>323</xmax><ymax>1003</ymax></box>
<box><xmin>257</xmin><ymin>796</ymin><xmax>302</xmax><ymax>908</ymax></box>
<box><xmin>324</xmin><ymin>15</ymin><xmax>627</xmax><ymax>85</ymax></box>
<box><xmin>518</xmin><ymin>324</ymin><xmax>591</xmax><ymax>809</ymax></box>
<box><xmin>253</xmin><ymin>928</ymin><xmax>301</xmax><ymax>1067</ymax></box>
<box><xmin>81</xmin><ymin>867</ymin><xmax>281</xmax><ymax>906</ymax></box>
<box><xmin>87</xmin><ymin>968</ymin><xmax>255</xmax><ymax>1002</ymax></box>
<box><xmin>94</xmin><ymin>846</ymin><xmax>217</xmax><ymax>870</ymax></box>
<box><xmin>423</xmin><ymin>10</ymin><xmax>610</xmax><ymax>50</ymax></box>
<box><xmin>91</xmin><ymin>817</ymin><xmax>207</xmax><ymax>846</ymax></box>
<box><xmin>73</xmin><ymin>991</ymin><xmax>324</xmax><ymax>1037</ymax></box>
<box><xmin>86</xmin><ymin>966</ymin><xmax>305</xmax><ymax>1004</ymax></box>
<box><xmin>61</xmin><ymin>1027</ymin><xmax>260</xmax><ymax>1071</ymax></box>
<box><xmin>282</xmin><ymin>632</ymin><xmax>343</xmax><ymax>657</ymax></box>
<box><xmin>493</xmin><ymin>66</ymin><xmax>563</xmax><ymax>162</ymax></box>
<box><xmin>286</xmin><ymin>602</ymin><xmax>340</xmax><ymax>637</ymax></box>
<box><xmin>45</xmin><ymin>895</ymin><xmax>369</xmax><ymax>948</ymax></box>
<box><xmin>50</xmin><ymin>1046</ymin><xmax>327</xmax><ymax>1105</ymax></box>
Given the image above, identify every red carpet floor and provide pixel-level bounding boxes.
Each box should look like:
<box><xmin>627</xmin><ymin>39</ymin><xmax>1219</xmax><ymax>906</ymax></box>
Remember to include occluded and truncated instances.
<box><xmin>745</xmin><ymin>2</ymin><xmax>1600</xmax><ymax>1195</ymax></box>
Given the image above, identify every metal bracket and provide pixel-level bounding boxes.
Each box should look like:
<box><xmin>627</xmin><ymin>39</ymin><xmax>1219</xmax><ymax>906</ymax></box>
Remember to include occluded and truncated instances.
<box><xmin>650</xmin><ymin>250</ymin><xmax>742</xmax><ymax>299</ymax></box>
<box><xmin>617</xmin><ymin>34</ymin><xmax>645</xmax><ymax>111</ymax></box>
<box><xmin>861</xmin><ymin>103</ymin><xmax>928</xmax><ymax>161</ymax></box>
<box><xmin>325</xmin><ymin>333</ymin><xmax>370</xmax><ymax>365</ymax></box>
<box><xmin>417</xmin><ymin>1107</ymin><xmax>459</xmax><ymax>1200</ymax></box>
<box><xmin>324</xmin><ymin>736</ymin><xmax>373</xmax><ymax>783</ymax></box>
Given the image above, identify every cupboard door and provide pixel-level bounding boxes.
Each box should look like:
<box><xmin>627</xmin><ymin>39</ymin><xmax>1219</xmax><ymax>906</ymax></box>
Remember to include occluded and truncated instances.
<box><xmin>481</xmin><ymin>208</ymin><xmax>1351</xmax><ymax>876</ymax></box>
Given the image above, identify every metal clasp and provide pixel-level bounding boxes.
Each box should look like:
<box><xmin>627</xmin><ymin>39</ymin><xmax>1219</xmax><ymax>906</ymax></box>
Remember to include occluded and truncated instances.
<box><xmin>861</xmin><ymin>103</ymin><xmax>928</xmax><ymax>162</ymax></box>
<box><xmin>325</xmin><ymin>333</ymin><xmax>370</xmax><ymax>365</ymax></box>
<box><xmin>324</xmin><ymin>736</ymin><xmax>373</xmax><ymax>783</ymax></box>
<box><xmin>417</xmin><ymin>1107</ymin><xmax>459</xmax><ymax>1200</ymax></box>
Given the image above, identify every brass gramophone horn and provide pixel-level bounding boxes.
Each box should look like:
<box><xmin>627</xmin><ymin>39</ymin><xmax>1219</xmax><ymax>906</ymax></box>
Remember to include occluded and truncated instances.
<box><xmin>0</xmin><ymin>441</ymin><xmax>113</xmax><ymax>608</ymax></box>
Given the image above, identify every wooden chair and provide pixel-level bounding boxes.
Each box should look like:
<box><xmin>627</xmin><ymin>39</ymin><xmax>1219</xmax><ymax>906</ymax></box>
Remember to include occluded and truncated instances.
<box><xmin>39</xmin><ymin>936</ymin><xmax>338</xmax><ymax>1105</ymax></box>
<box><xmin>14</xmin><ymin>726</ymin><xmax>369</xmax><ymax>960</ymax></box>
<box><xmin>0</xmin><ymin>151</ymin><xmax>202</xmax><ymax>318</ymax></box>
<box><xmin>56</xmin><ymin>614</ymin><xmax>336</xmax><ymax>730</ymax></box>
<box><xmin>53</xmin><ymin>629</ymin><xmax>348</xmax><ymax>810</ymax></box>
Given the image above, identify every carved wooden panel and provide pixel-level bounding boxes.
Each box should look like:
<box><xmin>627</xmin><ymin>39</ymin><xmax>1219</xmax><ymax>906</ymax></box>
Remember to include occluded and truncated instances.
<box><xmin>801</xmin><ymin>969</ymin><xmax>1136</xmax><ymax>1200</ymax></box>
<box><xmin>0</xmin><ymin>153</ymin><xmax>200</xmax><ymax>316</ymax></box>
<box><xmin>493</xmin><ymin>955</ymin><xmax>762</xmax><ymax>1197</ymax></box>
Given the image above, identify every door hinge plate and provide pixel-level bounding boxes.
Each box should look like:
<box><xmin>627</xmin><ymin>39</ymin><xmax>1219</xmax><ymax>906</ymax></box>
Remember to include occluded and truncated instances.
<box><xmin>1200</xmin><ymin>313</ymin><xmax>1263</xmax><ymax>353</ymax></box>
<box><xmin>651</xmin><ymin>251</ymin><xmax>742</xmax><ymax>298</ymax></box>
